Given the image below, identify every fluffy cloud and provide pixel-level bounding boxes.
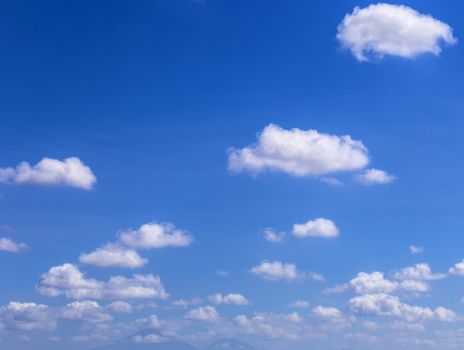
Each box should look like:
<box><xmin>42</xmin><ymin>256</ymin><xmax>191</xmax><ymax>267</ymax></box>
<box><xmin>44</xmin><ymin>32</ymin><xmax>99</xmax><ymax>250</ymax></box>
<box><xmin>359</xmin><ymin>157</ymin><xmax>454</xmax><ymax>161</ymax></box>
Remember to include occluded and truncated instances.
<box><xmin>392</xmin><ymin>263</ymin><xmax>446</xmax><ymax>281</ymax></box>
<box><xmin>251</xmin><ymin>261</ymin><xmax>324</xmax><ymax>282</ymax></box>
<box><xmin>228</xmin><ymin>124</ymin><xmax>369</xmax><ymax>177</ymax></box>
<box><xmin>292</xmin><ymin>218</ymin><xmax>339</xmax><ymax>238</ymax></box>
<box><xmin>106</xmin><ymin>301</ymin><xmax>133</xmax><ymax>314</ymax></box>
<box><xmin>449</xmin><ymin>260</ymin><xmax>464</xmax><ymax>276</ymax></box>
<box><xmin>312</xmin><ymin>306</ymin><xmax>344</xmax><ymax>321</ymax></box>
<box><xmin>329</xmin><ymin>271</ymin><xmax>430</xmax><ymax>294</ymax></box>
<box><xmin>0</xmin><ymin>302</ymin><xmax>56</xmax><ymax>331</ymax></box>
<box><xmin>208</xmin><ymin>293</ymin><xmax>249</xmax><ymax>305</ymax></box>
<box><xmin>37</xmin><ymin>264</ymin><xmax>168</xmax><ymax>300</ymax></box>
<box><xmin>119</xmin><ymin>222</ymin><xmax>193</xmax><ymax>249</ymax></box>
<box><xmin>60</xmin><ymin>301</ymin><xmax>113</xmax><ymax>324</ymax></box>
<box><xmin>337</xmin><ymin>3</ymin><xmax>457</xmax><ymax>61</ymax></box>
<box><xmin>185</xmin><ymin>306</ymin><xmax>219</xmax><ymax>322</ymax></box>
<box><xmin>348</xmin><ymin>294</ymin><xmax>456</xmax><ymax>323</ymax></box>
<box><xmin>0</xmin><ymin>157</ymin><xmax>96</xmax><ymax>190</ymax></box>
<box><xmin>0</xmin><ymin>237</ymin><xmax>27</xmax><ymax>253</ymax></box>
<box><xmin>79</xmin><ymin>244</ymin><xmax>147</xmax><ymax>269</ymax></box>
<box><xmin>355</xmin><ymin>168</ymin><xmax>396</xmax><ymax>185</ymax></box>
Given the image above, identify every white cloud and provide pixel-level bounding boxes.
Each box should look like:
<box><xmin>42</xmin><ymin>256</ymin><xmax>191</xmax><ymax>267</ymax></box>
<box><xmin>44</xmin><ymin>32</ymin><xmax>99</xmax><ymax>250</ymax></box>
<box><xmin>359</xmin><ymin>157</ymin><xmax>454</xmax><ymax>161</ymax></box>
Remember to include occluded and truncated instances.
<box><xmin>37</xmin><ymin>264</ymin><xmax>168</xmax><ymax>300</ymax></box>
<box><xmin>312</xmin><ymin>306</ymin><xmax>343</xmax><ymax>320</ymax></box>
<box><xmin>208</xmin><ymin>293</ymin><xmax>249</xmax><ymax>305</ymax></box>
<box><xmin>0</xmin><ymin>302</ymin><xmax>56</xmax><ymax>331</ymax></box>
<box><xmin>329</xmin><ymin>271</ymin><xmax>430</xmax><ymax>294</ymax></box>
<box><xmin>288</xmin><ymin>300</ymin><xmax>310</xmax><ymax>309</ymax></box>
<box><xmin>228</xmin><ymin>124</ymin><xmax>369</xmax><ymax>177</ymax></box>
<box><xmin>133</xmin><ymin>334</ymin><xmax>167</xmax><ymax>344</ymax></box>
<box><xmin>172</xmin><ymin>298</ymin><xmax>202</xmax><ymax>308</ymax></box>
<box><xmin>0</xmin><ymin>157</ymin><xmax>96</xmax><ymax>190</ymax></box>
<box><xmin>337</xmin><ymin>3</ymin><xmax>457</xmax><ymax>61</ymax></box>
<box><xmin>392</xmin><ymin>263</ymin><xmax>446</xmax><ymax>281</ymax></box>
<box><xmin>0</xmin><ymin>237</ymin><xmax>27</xmax><ymax>253</ymax></box>
<box><xmin>79</xmin><ymin>244</ymin><xmax>147</xmax><ymax>269</ymax></box>
<box><xmin>410</xmin><ymin>245</ymin><xmax>425</xmax><ymax>255</ymax></box>
<box><xmin>348</xmin><ymin>293</ymin><xmax>456</xmax><ymax>323</ymax></box>
<box><xmin>107</xmin><ymin>301</ymin><xmax>133</xmax><ymax>314</ymax></box>
<box><xmin>262</xmin><ymin>228</ymin><xmax>285</xmax><ymax>243</ymax></box>
<box><xmin>60</xmin><ymin>301</ymin><xmax>112</xmax><ymax>323</ymax></box>
<box><xmin>449</xmin><ymin>260</ymin><xmax>464</xmax><ymax>276</ymax></box>
<box><xmin>119</xmin><ymin>222</ymin><xmax>193</xmax><ymax>249</ymax></box>
<box><xmin>185</xmin><ymin>306</ymin><xmax>219</xmax><ymax>322</ymax></box>
<box><xmin>355</xmin><ymin>168</ymin><xmax>396</xmax><ymax>185</ymax></box>
<box><xmin>292</xmin><ymin>218</ymin><xmax>339</xmax><ymax>238</ymax></box>
<box><xmin>251</xmin><ymin>261</ymin><xmax>324</xmax><ymax>282</ymax></box>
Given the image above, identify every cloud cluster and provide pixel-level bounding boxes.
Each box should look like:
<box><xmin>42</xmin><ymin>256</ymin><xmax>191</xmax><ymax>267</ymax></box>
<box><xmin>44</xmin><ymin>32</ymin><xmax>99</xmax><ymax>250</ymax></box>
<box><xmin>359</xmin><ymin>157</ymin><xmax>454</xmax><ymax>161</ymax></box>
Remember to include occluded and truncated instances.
<box><xmin>337</xmin><ymin>3</ymin><xmax>457</xmax><ymax>61</ymax></box>
<box><xmin>0</xmin><ymin>157</ymin><xmax>96</xmax><ymax>190</ymax></box>
<box><xmin>0</xmin><ymin>302</ymin><xmax>56</xmax><ymax>331</ymax></box>
<box><xmin>208</xmin><ymin>293</ymin><xmax>249</xmax><ymax>305</ymax></box>
<box><xmin>36</xmin><ymin>264</ymin><xmax>168</xmax><ymax>300</ymax></box>
<box><xmin>185</xmin><ymin>306</ymin><xmax>220</xmax><ymax>322</ymax></box>
<box><xmin>80</xmin><ymin>221</ymin><xmax>193</xmax><ymax>268</ymax></box>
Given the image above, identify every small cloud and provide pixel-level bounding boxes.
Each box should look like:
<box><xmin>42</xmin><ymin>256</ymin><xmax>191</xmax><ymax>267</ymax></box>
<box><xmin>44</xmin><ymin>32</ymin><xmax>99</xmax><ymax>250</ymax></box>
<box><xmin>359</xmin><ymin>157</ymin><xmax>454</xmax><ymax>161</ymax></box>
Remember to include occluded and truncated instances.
<box><xmin>410</xmin><ymin>245</ymin><xmax>425</xmax><ymax>255</ymax></box>
<box><xmin>208</xmin><ymin>293</ymin><xmax>249</xmax><ymax>305</ymax></box>
<box><xmin>321</xmin><ymin>177</ymin><xmax>343</xmax><ymax>186</ymax></box>
<box><xmin>262</xmin><ymin>228</ymin><xmax>285</xmax><ymax>243</ymax></box>
<box><xmin>292</xmin><ymin>218</ymin><xmax>339</xmax><ymax>238</ymax></box>
<box><xmin>216</xmin><ymin>270</ymin><xmax>230</xmax><ymax>277</ymax></box>
<box><xmin>251</xmin><ymin>260</ymin><xmax>324</xmax><ymax>282</ymax></box>
<box><xmin>355</xmin><ymin>168</ymin><xmax>397</xmax><ymax>185</ymax></box>
<box><xmin>287</xmin><ymin>300</ymin><xmax>310</xmax><ymax>309</ymax></box>
<box><xmin>0</xmin><ymin>237</ymin><xmax>28</xmax><ymax>253</ymax></box>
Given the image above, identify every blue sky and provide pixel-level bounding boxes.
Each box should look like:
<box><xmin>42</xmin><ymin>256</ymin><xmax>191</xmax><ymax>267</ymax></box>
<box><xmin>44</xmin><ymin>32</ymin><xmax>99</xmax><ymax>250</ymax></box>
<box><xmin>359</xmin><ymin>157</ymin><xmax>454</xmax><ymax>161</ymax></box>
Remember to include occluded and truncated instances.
<box><xmin>1</xmin><ymin>1</ymin><xmax>464</xmax><ymax>349</ymax></box>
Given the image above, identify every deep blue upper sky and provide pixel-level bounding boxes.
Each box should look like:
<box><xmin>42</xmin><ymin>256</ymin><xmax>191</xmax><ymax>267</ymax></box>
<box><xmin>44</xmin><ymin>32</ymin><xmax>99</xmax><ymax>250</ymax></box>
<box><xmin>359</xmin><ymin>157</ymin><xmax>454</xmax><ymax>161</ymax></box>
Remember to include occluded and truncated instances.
<box><xmin>1</xmin><ymin>1</ymin><xmax>464</xmax><ymax>349</ymax></box>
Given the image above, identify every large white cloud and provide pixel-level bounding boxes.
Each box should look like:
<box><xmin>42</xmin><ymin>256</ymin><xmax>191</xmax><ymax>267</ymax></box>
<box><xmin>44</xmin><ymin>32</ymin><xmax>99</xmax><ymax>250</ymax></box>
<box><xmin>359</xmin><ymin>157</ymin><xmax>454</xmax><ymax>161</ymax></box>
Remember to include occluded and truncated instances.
<box><xmin>0</xmin><ymin>237</ymin><xmax>27</xmax><ymax>253</ymax></box>
<box><xmin>36</xmin><ymin>264</ymin><xmax>168</xmax><ymax>300</ymax></box>
<box><xmin>228</xmin><ymin>124</ymin><xmax>369</xmax><ymax>177</ymax></box>
<box><xmin>292</xmin><ymin>218</ymin><xmax>339</xmax><ymax>238</ymax></box>
<box><xmin>79</xmin><ymin>244</ymin><xmax>147</xmax><ymax>269</ymax></box>
<box><xmin>337</xmin><ymin>3</ymin><xmax>457</xmax><ymax>61</ymax></box>
<box><xmin>348</xmin><ymin>293</ymin><xmax>456</xmax><ymax>323</ymax></box>
<box><xmin>251</xmin><ymin>261</ymin><xmax>324</xmax><ymax>282</ymax></box>
<box><xmin>0</xmin><ymin>157</ymin><xmax>96</xmax><ymax>190</ymax></box>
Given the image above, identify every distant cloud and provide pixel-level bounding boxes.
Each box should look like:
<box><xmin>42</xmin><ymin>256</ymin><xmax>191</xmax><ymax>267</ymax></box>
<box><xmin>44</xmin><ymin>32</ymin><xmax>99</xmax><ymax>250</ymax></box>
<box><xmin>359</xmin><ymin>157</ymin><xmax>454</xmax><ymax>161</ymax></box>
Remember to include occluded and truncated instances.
<box><xmin>228</xmin><ymin>124</ymin><xmax>369</xmax><ymax>177</ymax></box>
<box><xmin>292</xmin><ymin>218</ymin><xmax>339</xmax><ymax>238</ymax></box>
<box><xmin>355</xmin><ymin>168</ymin><xmax>397</xmax><ymax>185</ymax></box>
<box><xmin>287</xmin><ymin>300</ymin><xmax>310</xmax><ymax>309</ymax></box>
<box><xmin>79</xmin><ymin>244</ymin><xmax>147</xmax><ymax>268</ymax></box>
<box><xmin>262</xmin><ymin>228</ymin><xmax>286</xmax><ymax>243</ymax></box>
<box><xmin>208</xmin><ymin>293</ymin><xmax>249</xmax><ymax>305</ymax></box>
<box><xmin>0</xmin><ymin>157</ymin><xmax>96</xmax><ymax>190</ymax></box>
<box><xmin>60</xmin><ymin>301</ymin><xmax>112</xmax><ymax>324</ymax></box>
<box><xmin>185</xmin><ymin>306</ymin><xmax>219</xmax><ymax>322</ymax></box>
<box><xmin>133</xmin><ymin>334</ymin><xmax>167</xmax><ymax>344</ymax></box>
<box><xmin>337</xmin><ymin>3</ymin><xmax>457</xmax><ymax>61</ymax></box>
<box><xmin>251</xmin><ymin>261</ymin><xmax>324</xmax><ymax>282</ymax></box>
<box><xmin>37</xmin><ymin>264</ymin><xmax>168</xmax><ymax>300</ymax></box>
<box><xmin>449</xmin><ymin>260</ymin><xmax>464</xmax><ymax>276</ymax></box>
<box><xmin>0</xmin><ymin>302</ymin><xmax>56</xmax><ymax>331</ymax></box>
<box><xmin>348</xmin><ymin>293</ymin><xmax>456</xmax><ymax>323</ymax></box>
<box><xmin>216</xmin><ymin>270</ymin><xmax>230</xmax><ymax>277</ymax></box>
<box><xmin>0</xmin><ymin>237</ymin><xmax>27</xmax><ymax>253</ymax></box>
<box><xmin>392</xmin><ymin>263</ymin><xmax>446</xmax><ymax>281</ymax></box>
<box><xmin>410</xmin><ymin>245</ymin><xmax>425</xmax><ymax>255</ymax></box>
<box><xmin>106</xmin><ymin>301</ymin><xmax>133</xmax><ymax>314</ymax></box>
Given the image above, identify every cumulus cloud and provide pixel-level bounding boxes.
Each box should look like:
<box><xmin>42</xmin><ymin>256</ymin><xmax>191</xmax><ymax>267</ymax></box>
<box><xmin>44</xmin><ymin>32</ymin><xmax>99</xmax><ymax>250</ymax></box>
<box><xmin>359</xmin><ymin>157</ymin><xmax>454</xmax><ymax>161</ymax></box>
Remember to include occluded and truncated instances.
<box><xmin>208</xmin><ymin>293</ymin><xmax>249</xmax><ymax>305</ymax></box>
<box><xmin>337</xmin><ymin>3</ymin><xmax>457</xmax><ymax>61</ymax></box>
<box><xmin>107</xmin><ymin>301</ymin><xmax>133</xmax><ymax>314</ymax></box>
<box><xmin>60</xmin><ymin>301</ymin><xmax>113</xmax><ymax>324</ymax></box>
<box><xmin>119</xmin><ymin>222</ymin><xmax>193</xmax><ymax>249</ymax></box>
<box><xmin>185</xmin><ymin>306</ymin><xmax>219</xmax><ymax>322</ymax></box>
<box><xmin>37</xmin><ymin>264</ymin><xmax>168</xmax><ymax>300</ymax></box>
<box><xmin>292</xmin><ymin>218</ymin><xmax>339</xmax><ymax>238</ymax></box>
<box><xmin>329</xmin><ymin>271</ymin><xmax>430</xmax><ymax>294</ymax></box>
<box><xmin>0</xmin><ymin>237</ymin><xmax>27</xmax><ymax>253</ymax></box>
<box><xmin>0</xmin><ymin>302</ymin><xmax>56</xmax><ymax>331</ymax></box>
<box><xmin>288</xmin><ymin>300</ymin><xmax>310</xmax><ymax>309</ymax></box>
<box><xmin>348</xmin><ymin>293</ymin><xmax>456</xmax><ymax>323</ymax></box>
<box><xmin>79</xmin><ymin>244</ymin><xmax>147</xmax><ymax>269</ymax></box>
<box><xmin>251</xmin><ymin>261</ymin><xmax>324</xmax><ymax>282</ymax></box>
<box><xmin>449</xmin><ymin>260</ymin><xmax>464</xmax><ymax>276</ymax></box>
<box><xmin>392</xmin><ymin>263</ymin><xmax>446</xmax><ymax>281</ymax></box>
<box><xmin>355</xmin><ymin>168</ymin><xmax>397</xmax><ymax>185</ymax></box>
<box><xmin>0</xmin><ymin>157</ymin><xmax>96</xmax><ymax>190</ymax></box>
<box><xmin>228</xmin><ymin>124</ymin><xmax>369</xmax><ymax>177</ymax></box>
<box><xmin>312</xmin><ymin>306</ymin><xmax>343</xmax><ymax>320</ymax></box>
